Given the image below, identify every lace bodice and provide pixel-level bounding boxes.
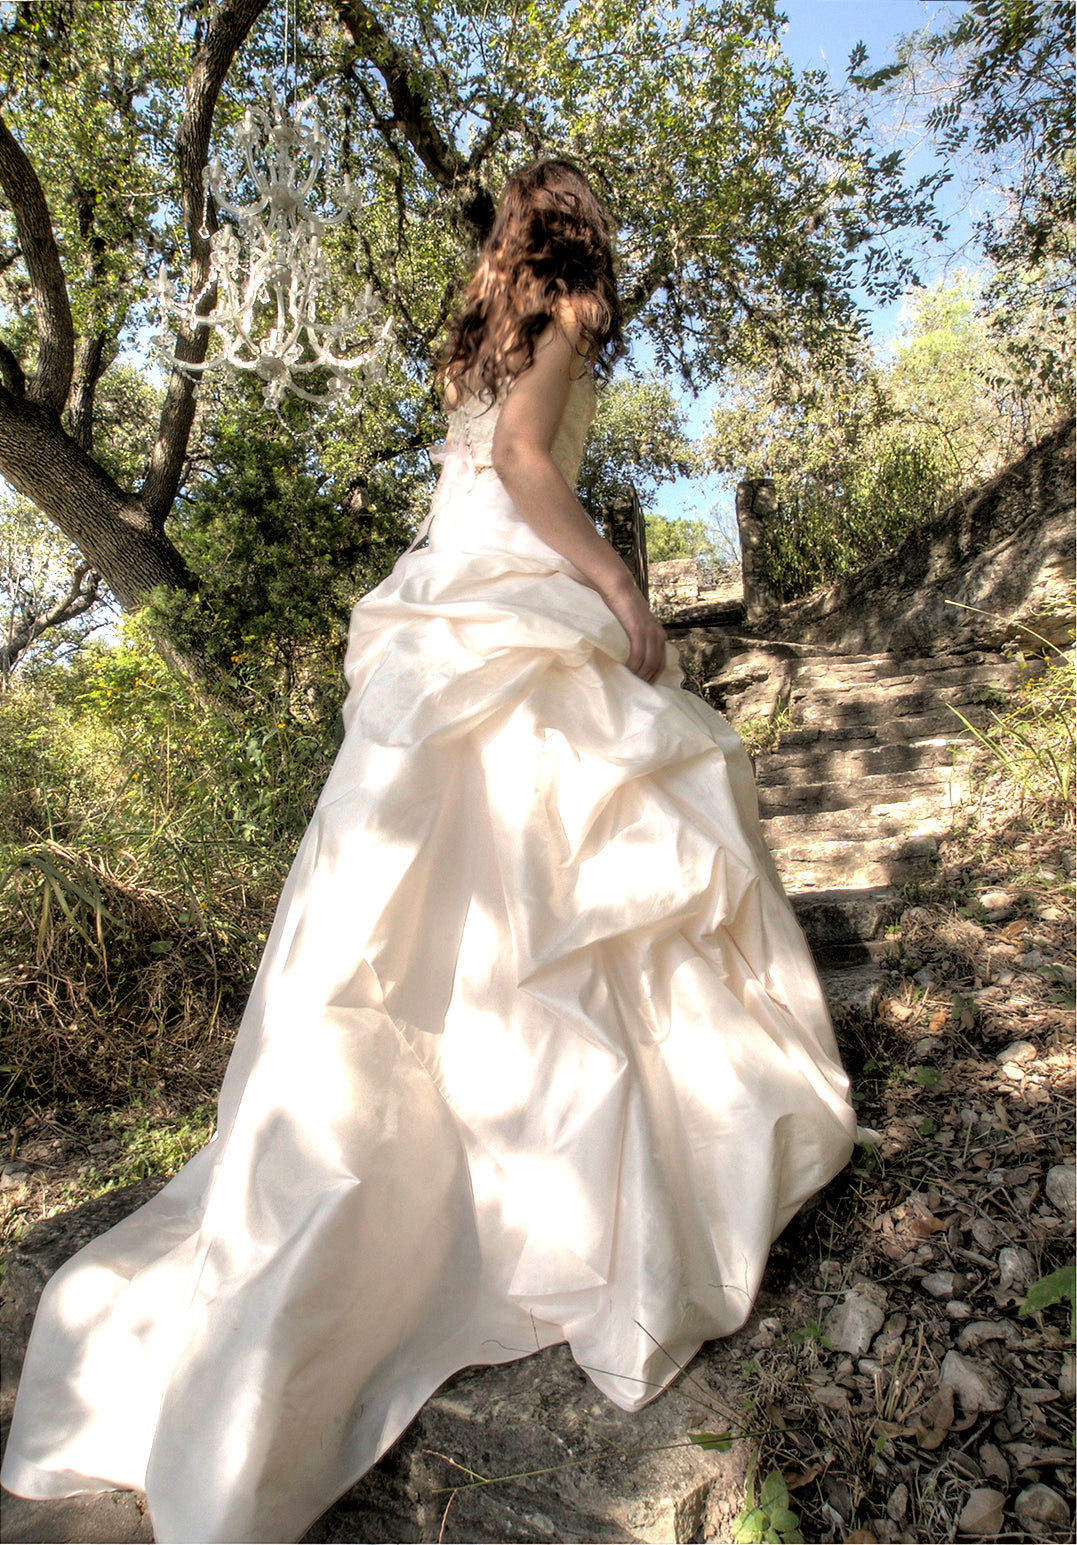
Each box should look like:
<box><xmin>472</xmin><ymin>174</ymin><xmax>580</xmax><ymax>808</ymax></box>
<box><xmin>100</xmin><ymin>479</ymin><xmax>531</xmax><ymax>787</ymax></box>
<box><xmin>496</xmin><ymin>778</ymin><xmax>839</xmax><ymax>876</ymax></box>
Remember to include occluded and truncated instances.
<box><xmin>446</xmin><ymin>371</ymin><xmax>597</xmax><ymax>488</ymax></box>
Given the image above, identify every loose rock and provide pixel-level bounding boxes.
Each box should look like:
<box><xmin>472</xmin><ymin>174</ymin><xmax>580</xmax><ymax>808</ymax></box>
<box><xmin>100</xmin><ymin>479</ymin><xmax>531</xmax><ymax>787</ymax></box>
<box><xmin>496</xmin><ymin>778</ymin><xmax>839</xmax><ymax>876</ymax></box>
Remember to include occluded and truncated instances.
<box><xmin>1045</xmin><ymin>1165</ymin><xmax>1076</xmax><ymax>1223</ymax></box>
<box><xmin>997</xmin><ymin>1245</ymin><xmax>1036</xmax><ymax>1294</ymax></box>
<box><xmin>957</xmin><ymin>1321</ymin><xmax>1015</xmax><ymax>1352</ymax></box>
<box><xmin>939</xmin><ymin>1350</ymin><xmax>1008</xmax><ymax>1414</ymax></box>
<box><xmin>996</xmin><ymin>1040</ymin><xmax>1037</xmax><ymax>1064</ymax></box>
<box><xmin>886</xmin><ymin>1483</ymin><xmax>908</xmax><ymax>1523</ymax></box>
<box><xmin>824</xmin><ymin>1287</ymin><xmax>886</xmax><ymax>1356</ymax></box>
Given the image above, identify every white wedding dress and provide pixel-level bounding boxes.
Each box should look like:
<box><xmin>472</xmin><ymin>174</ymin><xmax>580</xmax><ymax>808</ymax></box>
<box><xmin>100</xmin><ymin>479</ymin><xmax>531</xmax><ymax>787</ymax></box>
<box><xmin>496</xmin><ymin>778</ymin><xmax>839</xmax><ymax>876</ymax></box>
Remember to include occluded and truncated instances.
<box><xmin>1</xmin><ymin>374</ymin><xmax>857</xmax><ymax>1543</ymax></box>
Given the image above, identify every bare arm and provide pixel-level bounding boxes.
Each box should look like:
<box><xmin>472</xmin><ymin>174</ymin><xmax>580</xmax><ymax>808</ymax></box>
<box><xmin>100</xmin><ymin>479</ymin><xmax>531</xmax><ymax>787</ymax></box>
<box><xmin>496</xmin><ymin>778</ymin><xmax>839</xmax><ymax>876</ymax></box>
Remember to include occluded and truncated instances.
<box><xmin>491</xmin><ymin>321</ymin><xmax>667</xmax><ymax>683</ymax></box>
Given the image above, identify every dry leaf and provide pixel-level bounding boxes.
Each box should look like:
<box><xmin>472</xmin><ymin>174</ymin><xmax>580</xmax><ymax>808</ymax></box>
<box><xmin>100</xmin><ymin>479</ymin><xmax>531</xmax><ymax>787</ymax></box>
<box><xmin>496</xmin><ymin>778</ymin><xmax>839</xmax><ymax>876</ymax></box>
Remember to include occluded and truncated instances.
<box><xmin>784</xmin><ymin>1460</ymin><xmax>825</xmax><ymax>1490</ymax></box>
<box><xmin>915</xmin><ymin>1385</ymin><xmax>955</xmax><ymax>1450</ymax></box>
<box><xmin>812</xmin><ymin>1384</ymin><xmax>850</xmax><ymax>1412</ymax></box>
<box><xmin>929</xmin><ymin>1008</ymin><xmax>949</xmax><ymax>1033</ymax></box>
<box><xmin>958</xmin><ymin>1487</ymin><xmax>1006</xmax><ymax>1536</ymax></box>
<box><xmin>910</xmin><ymin>1215</ymin><xmax>948</xmax><ymax>1238</ymax></box>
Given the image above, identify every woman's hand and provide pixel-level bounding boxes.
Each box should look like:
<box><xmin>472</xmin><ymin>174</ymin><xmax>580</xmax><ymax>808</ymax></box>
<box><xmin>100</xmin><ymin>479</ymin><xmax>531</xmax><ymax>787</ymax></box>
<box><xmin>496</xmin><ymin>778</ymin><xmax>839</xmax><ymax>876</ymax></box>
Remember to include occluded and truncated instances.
<box><xmin>599</xmin><ymin>571</ymin><xmax>668</xmax><ymax>683</ymax></box>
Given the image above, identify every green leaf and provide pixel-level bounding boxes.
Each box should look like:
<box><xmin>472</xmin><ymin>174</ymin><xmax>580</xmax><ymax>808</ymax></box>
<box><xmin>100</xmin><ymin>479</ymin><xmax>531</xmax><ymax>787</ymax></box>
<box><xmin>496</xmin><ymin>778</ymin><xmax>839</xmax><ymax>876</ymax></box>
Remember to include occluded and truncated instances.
<box><xmin>689</xmin><ymin>1430</ymin><xmax>733</xmax><ymax>1451</ymax></box>
<box><xmin>760</xmin><ymin>1470</ymin><xmax>790</xmax><ymax>1512</ymax></box>
<box><xmin>768</xmin><ymin>1505</ymin><xmax>799</xmax><ymax>1532</ymax></box>
<box><xmin>1018</xmin><ymin>1262</ymin><xmax>1076</xmax><ymax>1337</ymax></box>
<box><xmin>913</xmin><ymin>1066</ymin><xmax>942</xmax><ymax>1087</ymax></box>
<box><xmin>732</xmin><ymin>1511</ymin><xmax>766</xmax><ymax>1544</ymax></box>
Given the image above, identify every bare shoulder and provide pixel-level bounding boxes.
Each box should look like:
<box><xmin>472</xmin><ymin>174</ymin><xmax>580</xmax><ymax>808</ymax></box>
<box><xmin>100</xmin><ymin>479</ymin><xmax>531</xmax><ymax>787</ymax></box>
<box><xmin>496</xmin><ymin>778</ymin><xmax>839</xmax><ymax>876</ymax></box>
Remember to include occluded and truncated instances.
<box><xmin>534</xmin><ymin>301</ymin><xmax>592</xmax><ymax>380</ymax></box>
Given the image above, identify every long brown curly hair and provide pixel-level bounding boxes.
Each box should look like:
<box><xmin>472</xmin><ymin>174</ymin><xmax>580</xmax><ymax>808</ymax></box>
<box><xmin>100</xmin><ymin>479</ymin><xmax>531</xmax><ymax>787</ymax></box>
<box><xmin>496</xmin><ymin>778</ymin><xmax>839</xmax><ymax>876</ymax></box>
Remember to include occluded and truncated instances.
<box><xmin>438</xmin><ymin>160</ymin><xmax>624</xmax><ymax>400</ymax></box>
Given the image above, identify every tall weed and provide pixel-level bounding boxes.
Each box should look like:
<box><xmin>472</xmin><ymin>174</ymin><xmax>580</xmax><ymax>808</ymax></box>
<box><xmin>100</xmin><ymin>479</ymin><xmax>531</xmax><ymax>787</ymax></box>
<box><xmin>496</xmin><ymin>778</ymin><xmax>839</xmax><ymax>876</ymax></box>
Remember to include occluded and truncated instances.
<box><xmin>947</xmin><ymin>613</ymin><xmax>1076</xmax><ymax>820</ymax></box>
<box><xmin>0</xmin><ymin>627</ymin><xmax>344</xmax><ymax>1110</ymax></box>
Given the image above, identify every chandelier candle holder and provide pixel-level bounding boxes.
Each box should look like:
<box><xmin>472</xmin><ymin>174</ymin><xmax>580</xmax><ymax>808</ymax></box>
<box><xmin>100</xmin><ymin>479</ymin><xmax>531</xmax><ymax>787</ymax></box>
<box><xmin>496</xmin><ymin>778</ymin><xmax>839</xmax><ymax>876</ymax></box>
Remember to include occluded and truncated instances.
<box><xmin>157</xmin><ymin>97</ymin><xmax>393</xmax><ymax>407</ymax></box>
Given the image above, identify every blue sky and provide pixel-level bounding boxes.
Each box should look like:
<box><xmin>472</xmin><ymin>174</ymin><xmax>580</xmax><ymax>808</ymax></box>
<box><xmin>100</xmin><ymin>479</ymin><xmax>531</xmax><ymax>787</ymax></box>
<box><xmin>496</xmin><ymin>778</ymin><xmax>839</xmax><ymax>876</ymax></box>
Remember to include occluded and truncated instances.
<box><xmin>653</xmin><ymin>0</ymin><xmax>977</xmax><ymax>536</ymax></box>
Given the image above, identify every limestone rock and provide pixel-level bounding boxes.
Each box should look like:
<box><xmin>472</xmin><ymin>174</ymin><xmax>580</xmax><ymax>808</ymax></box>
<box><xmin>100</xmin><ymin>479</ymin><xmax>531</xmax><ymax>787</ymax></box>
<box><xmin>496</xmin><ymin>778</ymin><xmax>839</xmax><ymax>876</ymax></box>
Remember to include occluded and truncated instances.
<box><xmin>956</xmin><ymin>1321</ymin><xmax>1016</xmax><ymax>1353</ymax></box>
<box><xmin>997</xmin><ymin>1245</ymin><xmax>1036</xmax><ymax>1295</ymax></box>
<box><xmin>886</xmin><ymin>1482</ymin><xmax>908</xmax><ymax>1523</ymax></box>
<box><xmin>922</xmin><ymin>1271</ymin><xmax>963</xmax><ymax>1300</ymax></box>
<box><xmin>939</xmin><ymin>1350</ymin><xmax>1008</xmax><ymax>1414</ymax></box>
<box><xmin>0</xmin><ymin>1162</ymin><xmax>30</xmax><ymax>1192</ymax></box>
<box><xmin>996</xmin><ymin>1040</ymin><xmax>1037</xmax><ymax>1064</ymax></box>
<box><xmin>824</xmin><ymin>1286</ymin><xmax>886</xmax><ymax>1355</ymax></box>
<box><xmin>769</xmin><ymin>421</ymin><xmax>1076</xmax><ymax>657</ymax></box>
<box><xmin>1045</xmin><ymin>1164</ymin><xmax>1076</xmax><ymax>1223</ymax></box>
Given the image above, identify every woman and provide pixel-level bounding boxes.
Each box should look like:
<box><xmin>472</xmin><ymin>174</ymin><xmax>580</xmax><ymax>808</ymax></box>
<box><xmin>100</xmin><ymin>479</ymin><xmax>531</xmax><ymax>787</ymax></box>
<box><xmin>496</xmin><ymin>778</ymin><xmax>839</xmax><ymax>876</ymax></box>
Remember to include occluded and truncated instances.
<box><xmin>1</xmin><ymin>160</ymin><xmax>857</xmax><ymax>1544</ymax></box>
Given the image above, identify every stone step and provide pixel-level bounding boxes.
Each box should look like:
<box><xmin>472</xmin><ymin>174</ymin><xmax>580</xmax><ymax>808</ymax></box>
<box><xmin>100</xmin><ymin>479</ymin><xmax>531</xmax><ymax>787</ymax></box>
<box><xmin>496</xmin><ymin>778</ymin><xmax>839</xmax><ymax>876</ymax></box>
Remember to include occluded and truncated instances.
<box><xmin>789</xmin><ymin>680</ymin><xmax>1010</xmax><ymax>723</ymax></box>
<box><xmin>770</xmin><ymin>707</ymin><xmax>987</xmax><ymax>746</ymax></box>
<box><xmin>673</xmin><ymin>633</ymin><xmax>843</xmax><ymax>659</ymax></box>
<box><xmin>871</xmin><ymin>707</ymin><xmax>989</xmax><ymax>744</ymax></box>
<box><xmin>699</xmin><ymin>639</ymin><xmax>1011</xmax><ymax>678</ymax></box>
<box><xmin>757</xmin><ymin>766</ymin><xmax>968</xmax><ymax>820</ymax></box>
<box><xmin>793</xmin><ymin>887</ymin><xmax>903</xmax><ymax>968</ymax></box>
<box><xmin>772</xmin><ymin>833</ymin><xmax>938</xmax><ymax>892</ymax></box>
<box><xmin>753</xmin><ymin>735</ymin><xmax>966</xmax><ymax>785</ymax></box>
<box><xmin>788</xmin><ymin>660</ymin><xmax>1019</xmax><ymax>694</ymax></box>
<box><xmin>715</xmin><ymin>675</ymin><xmax>1015</xmax><ymax>728</ymax></box>
<box><xmin>819</xmin><ymin>959</ymin><xmax>888</xmax><ymax>1032</ymax></box>
<box><xmin>661</xmin><ymin>598</ymin><xmax>745</xmax><ymax>629</ymax></box>
<box><xmin>791</xmin><ymin>887</ymin><xmax>903</xmax><ymax>949</ymax></box>
<box><xmin>762</xmin><ymin>795</ymin><xmax>957</xmax><ymax>848</ymax></box>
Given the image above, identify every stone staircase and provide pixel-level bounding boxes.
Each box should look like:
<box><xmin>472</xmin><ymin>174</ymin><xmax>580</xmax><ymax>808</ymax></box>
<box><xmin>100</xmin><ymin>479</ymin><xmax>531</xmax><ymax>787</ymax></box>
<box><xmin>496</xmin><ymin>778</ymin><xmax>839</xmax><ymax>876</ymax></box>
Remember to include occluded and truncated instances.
<box><xmin>670</xmin><ymin>626</ymin><xmax>1028</xmax><ymax>1032</ymax></box>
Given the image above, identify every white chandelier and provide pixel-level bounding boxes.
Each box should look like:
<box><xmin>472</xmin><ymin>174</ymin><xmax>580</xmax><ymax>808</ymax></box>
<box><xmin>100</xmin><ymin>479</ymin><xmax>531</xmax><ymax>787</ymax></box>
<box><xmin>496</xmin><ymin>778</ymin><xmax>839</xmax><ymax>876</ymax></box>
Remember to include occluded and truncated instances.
<box><xmin>157</xmin><ymin>97</ymin><xmax>393</xmax><ymax>408</ymax></box>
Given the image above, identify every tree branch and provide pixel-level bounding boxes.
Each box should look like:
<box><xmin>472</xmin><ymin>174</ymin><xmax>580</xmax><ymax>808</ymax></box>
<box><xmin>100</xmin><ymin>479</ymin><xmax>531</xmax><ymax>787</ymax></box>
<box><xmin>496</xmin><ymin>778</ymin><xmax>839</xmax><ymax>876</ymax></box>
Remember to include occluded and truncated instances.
<box><xmin>0</xmin><ymin>385</ymin><xmax>194</xmax><ymax>609</ymax></box>
<box><xmin>2</xmin><ymin>560</ymin><xmax>103</xmax><ymax>681</ymax></box>
<box><xmin>0</xmin><ymin>112</ymin><xmax>74</xmax><ymax>413</ymax></box>
<box><xmin>0</xmin><ymin>340</ymin><xmax>26</xmax><ymax>399</ymax></box>
<box><xmin>69</xmin><ymin>332</ymin><xmax>111</xmax><ymax>452</ymax></box>
<box><xmin>335</xmin><ymin>0</ymin><xmax>464</xmax><ymax>185</ymax></box>
<box><xmin>139</xmin><ymin>0</ymin><xmax>271</xmax><ymax>526</ymax></box>
<box><xmin>334</xmin><ymin>0</ymin><xmax>496</xmax><ymax>237</ymax></box>
<box><xmin>620</xmin><ymin>248</ymin><xmax>674</xmax><ymax>327</ymax></box>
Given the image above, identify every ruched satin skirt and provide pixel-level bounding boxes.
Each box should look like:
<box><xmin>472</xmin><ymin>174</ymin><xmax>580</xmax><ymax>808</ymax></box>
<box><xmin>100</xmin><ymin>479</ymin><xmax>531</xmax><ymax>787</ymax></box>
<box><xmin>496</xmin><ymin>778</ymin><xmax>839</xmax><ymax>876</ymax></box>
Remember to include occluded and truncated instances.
<box><xmin>1</xmin><ymin>457</ymin><xmax>857</xmax><ymax>1542</ymax></box>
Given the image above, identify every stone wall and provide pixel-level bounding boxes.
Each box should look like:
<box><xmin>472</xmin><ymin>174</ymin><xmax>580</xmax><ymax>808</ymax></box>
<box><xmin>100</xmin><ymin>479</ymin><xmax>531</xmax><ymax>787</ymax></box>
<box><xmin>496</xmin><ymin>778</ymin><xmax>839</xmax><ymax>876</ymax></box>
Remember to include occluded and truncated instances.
<box><xmin>770</xmin><ymin>420</ymin><xmax>1075</xmax><ymax>656</ymax></box>
<box><xmin>649</xmin><ymin>557</ymin><xmax>699</xmax><ymax>617</ymax></box>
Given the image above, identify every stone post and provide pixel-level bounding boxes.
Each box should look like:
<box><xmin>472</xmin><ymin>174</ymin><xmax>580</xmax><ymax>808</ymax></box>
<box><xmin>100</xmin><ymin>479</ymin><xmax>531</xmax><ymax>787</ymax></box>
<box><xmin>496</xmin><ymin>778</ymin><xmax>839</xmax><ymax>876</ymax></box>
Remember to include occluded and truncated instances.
<box><xmin>735</xmin><ymin>478</ymin><xmax>781</xmax><ymax>626</ymax></box>
<box><xmin>603</xmin><ymin>484</ymin><xmax>649</xmax><ymax>599</ymax></box>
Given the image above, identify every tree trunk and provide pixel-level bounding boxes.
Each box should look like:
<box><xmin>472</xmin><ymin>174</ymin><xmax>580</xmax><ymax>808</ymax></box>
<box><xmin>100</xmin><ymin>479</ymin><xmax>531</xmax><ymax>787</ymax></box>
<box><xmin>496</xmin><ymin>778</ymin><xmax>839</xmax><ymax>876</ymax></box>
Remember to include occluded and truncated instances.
<box><xmin>0</xmin><ymin>392</ymin><xmax>194</xmax><ymax>610</ymax></box>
